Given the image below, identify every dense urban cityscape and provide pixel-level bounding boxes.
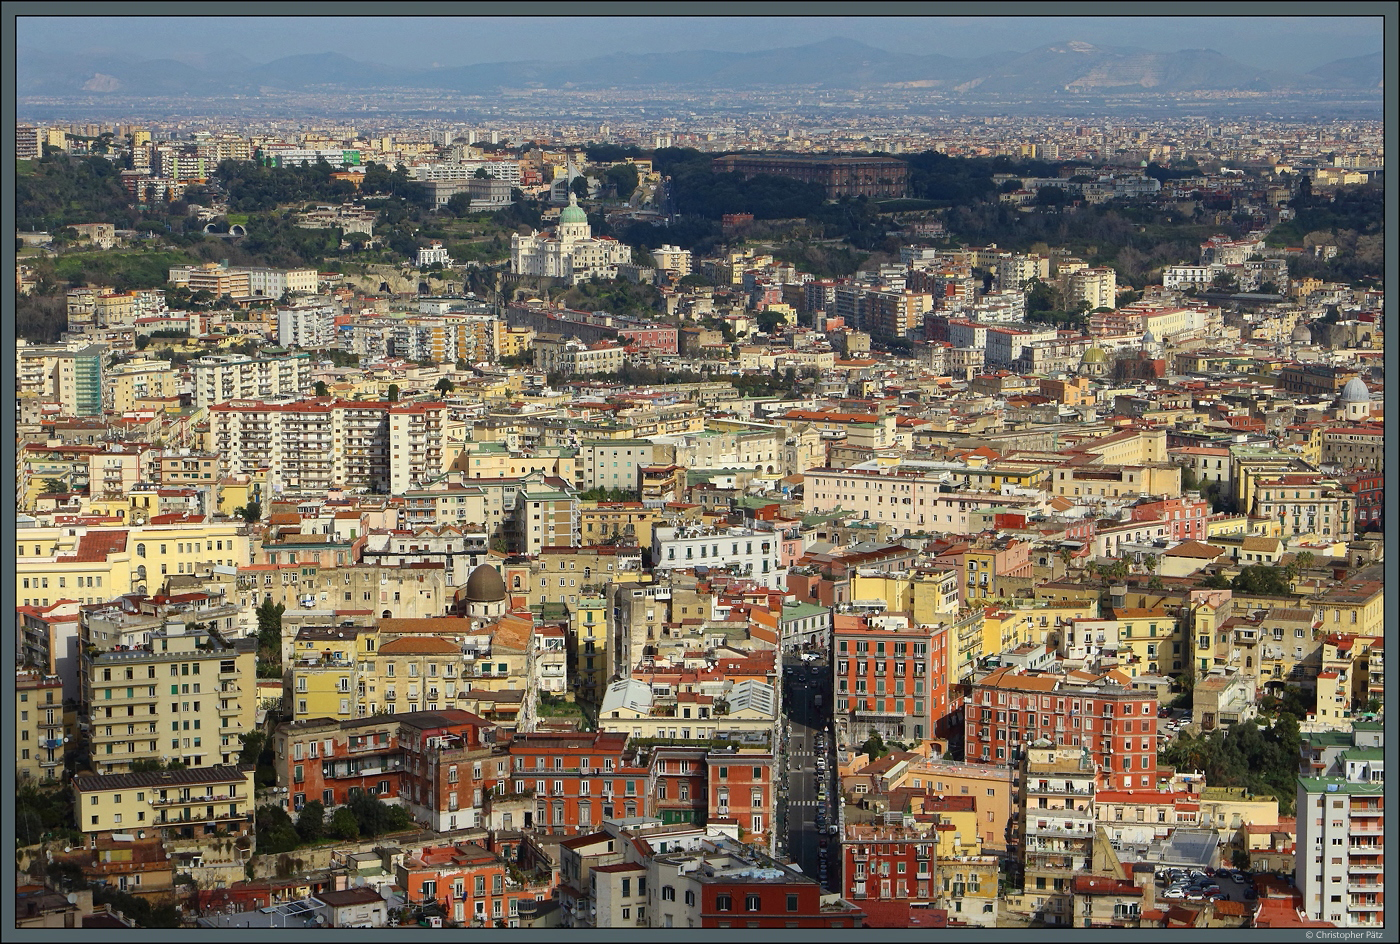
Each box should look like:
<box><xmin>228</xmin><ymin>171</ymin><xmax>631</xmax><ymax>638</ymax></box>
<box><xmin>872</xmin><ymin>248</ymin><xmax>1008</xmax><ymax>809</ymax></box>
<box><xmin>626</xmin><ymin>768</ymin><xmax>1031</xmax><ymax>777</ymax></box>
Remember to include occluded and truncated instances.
<box><xmin>10</xmin><ymin>14</ymin><xmax>1388</xmax><ymax>935</ymax></box>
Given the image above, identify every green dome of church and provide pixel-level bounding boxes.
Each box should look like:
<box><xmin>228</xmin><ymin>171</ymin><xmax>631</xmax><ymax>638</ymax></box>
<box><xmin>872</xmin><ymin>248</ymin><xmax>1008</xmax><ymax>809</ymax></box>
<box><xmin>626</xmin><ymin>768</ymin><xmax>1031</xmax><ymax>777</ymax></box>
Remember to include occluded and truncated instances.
<box><xmin>559</xmin><ymin>192</ymin><xmax>588</xmax><ymax>225</ymax></box>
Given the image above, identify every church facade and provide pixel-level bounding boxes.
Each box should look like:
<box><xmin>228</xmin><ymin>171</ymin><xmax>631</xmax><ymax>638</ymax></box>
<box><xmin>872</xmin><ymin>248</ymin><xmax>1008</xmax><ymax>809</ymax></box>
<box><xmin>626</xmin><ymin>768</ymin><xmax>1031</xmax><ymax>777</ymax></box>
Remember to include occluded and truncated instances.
<box><xmin>510</xmin><ymin>193</ymin><xmax>632</xmax><ymax>284</ymax></box>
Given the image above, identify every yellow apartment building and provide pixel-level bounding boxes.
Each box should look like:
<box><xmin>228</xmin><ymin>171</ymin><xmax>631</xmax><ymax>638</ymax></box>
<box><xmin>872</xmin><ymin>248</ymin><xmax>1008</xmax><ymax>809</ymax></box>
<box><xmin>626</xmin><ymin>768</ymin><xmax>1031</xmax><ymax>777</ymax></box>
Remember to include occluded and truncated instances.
<box><xmin>84</xmin><ymin>629</ymin><xmax>257</xmax><ymax>775</ymax></box>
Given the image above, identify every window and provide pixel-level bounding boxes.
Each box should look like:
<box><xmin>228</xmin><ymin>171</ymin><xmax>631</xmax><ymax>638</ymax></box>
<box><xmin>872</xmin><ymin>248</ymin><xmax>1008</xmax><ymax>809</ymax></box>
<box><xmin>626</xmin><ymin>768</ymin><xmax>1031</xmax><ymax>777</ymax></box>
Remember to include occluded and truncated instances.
<box><xmin>717</xmin><ymin>894</ymin><xmax>732</xmax><ymax>912</ymax></box>
<box><xmin>746</xmin><ymin>894</ymin><xmax>761</xmax><ymax>912</ymax></box>
<box><xmin>787</xmin><ymin>894</ymin><xmax>799</xmax><ymax>912</ymax></box>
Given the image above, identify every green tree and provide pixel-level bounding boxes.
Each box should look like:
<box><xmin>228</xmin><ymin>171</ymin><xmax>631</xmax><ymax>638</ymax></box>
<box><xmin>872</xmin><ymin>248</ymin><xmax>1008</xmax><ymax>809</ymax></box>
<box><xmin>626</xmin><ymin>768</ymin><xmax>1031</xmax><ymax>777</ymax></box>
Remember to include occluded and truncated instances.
<box><xmin>473</xmin><ymin>167</ymin><xmax>491</xmax><ymax>179</ymax></box>
<box><xmin>314</xmin><ymin>380</ymin><xmax>329</xmax><ymax>397</ymax></box>
<box><xmin>255</xmin><ymin>598</ymin><xmax>285</xmax><ymax>662</ymax></box>
<box><xmin>330</xmin><ymin>806</ymin><xmax>361</xmax><ymax>840</ymax></box>
<box><xmin>387</xmin><ymin>383</ymin><xmax>399</xmax><ymax>402</ymax></box>
<box><xmin>570</xmin><ymin>176</ymin><xmax>590</xmax><ymax>200</ymax></box>
<box><xmin>296</xmin><ymin>800</ymin><xmax>326</xmax><ymax>844</ymax></box>
<box><xmin>42</xmin><ymin>478</ymin><xmax>68</xmax><ymax>494</ymax></box>
<box><xmin>255</xmin><ymin>804</ymin><xmax>300</xmax><ymax>855</ymax></box>
<box><xmin>238</xmin><ymin>730</ymin><xmax>266</xmax><ymax>766</ymax></box>
<box><xmin>434</xmin><ymin>377</ymin><xmax>455</xmax><ymax>395</ymax></box>
<box><xmin>455</xmin><ymin>357</ymin><xmax>468</xmax><ymax>371</ymax></box>
<box><xmin>859</xmin><ymin>730</ymin><xmax>887</xmax><ymax>759</ymax></box>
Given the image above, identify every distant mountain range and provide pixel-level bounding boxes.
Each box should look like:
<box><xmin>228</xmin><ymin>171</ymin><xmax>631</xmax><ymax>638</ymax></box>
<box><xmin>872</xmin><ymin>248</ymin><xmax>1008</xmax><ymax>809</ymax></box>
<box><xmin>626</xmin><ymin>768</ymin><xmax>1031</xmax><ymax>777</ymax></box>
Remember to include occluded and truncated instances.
<box><xmin>16</xmin><ymin>39</ymin><xmax>1384</xmax><ymax>99</ymax></box>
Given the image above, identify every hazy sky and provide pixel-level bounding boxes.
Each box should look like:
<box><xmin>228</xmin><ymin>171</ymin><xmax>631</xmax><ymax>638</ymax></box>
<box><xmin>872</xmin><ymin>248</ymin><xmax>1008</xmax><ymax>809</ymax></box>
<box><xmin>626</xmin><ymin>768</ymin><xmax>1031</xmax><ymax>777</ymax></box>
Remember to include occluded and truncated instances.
<box><xmin>16</xmin><ymin>15</ymin><xmax>1385</xmax><ymax>75</ymax></box>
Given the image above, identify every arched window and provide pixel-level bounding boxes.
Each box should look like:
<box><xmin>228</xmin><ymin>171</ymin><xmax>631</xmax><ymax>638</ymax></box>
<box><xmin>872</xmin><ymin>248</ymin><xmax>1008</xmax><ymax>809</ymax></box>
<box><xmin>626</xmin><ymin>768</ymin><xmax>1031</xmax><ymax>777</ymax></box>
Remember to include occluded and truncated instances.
<box><xmin>136</xmin><ymin>543</ymin><xmax>146</xmax><ymax>558</ymax></box>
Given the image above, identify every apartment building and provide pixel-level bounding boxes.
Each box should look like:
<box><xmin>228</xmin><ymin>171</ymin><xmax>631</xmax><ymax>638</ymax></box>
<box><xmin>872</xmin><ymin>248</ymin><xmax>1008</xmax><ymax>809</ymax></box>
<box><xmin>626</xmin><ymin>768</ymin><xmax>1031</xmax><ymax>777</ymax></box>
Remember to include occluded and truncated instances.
<box><xmin>834</xmin><ymin>622</ymin><xmax>951</xmax><ymax>747</ymax></box>
<box><xmin>17</xmin><ymin>670</ymin><xmax>66</xmax><ymax>783</ymax></box>
<box><xmin>1066</xmin><ymin>266</ymin><xmax>1117</xmax><ymax>311</ymax></box>
<box><xmin>15</xmin><ymin>341</ymin><xmax>105</xmax><ymax>416</ymax></box>
<box><xmin>1016</xmin><ymin>742</ymin><xmax>1098</xmax><ymax>927</ymax></box>
<box><xmin>396</xmin><ymin>841</ymin><xmax>533</xmax><ymax>927</ymax></box>
<box><xmin>192</xmin><ymin>353</ymin><xmax>311</xmax><ymax>409</ymax></box>
<box><xmin>209</xmin><ymin>398</ymin><xmax>443</xmax><ymax>494</ymax></box>
<box><xmin>964</xmin><ymin>667</ymin><xmax>1159</xmax><ymax>791</ymax></box>
<box><xmin>653</xmin><ymin>525</ymin><xmax>783</xmax><ymax>588</ymax></box>
<box><xmin>83</xmin><ymin>627</ymin><xmax>257</xmax><ymax>774</ymax></box>
<box><xmin>1296</xmin><ymin>767</ymin><xmax>1384</xmax><ymax>928</ymax></box>
<box><xmin>72</xmin><ymin>765</ymin><xmax>256</xmax><ymax>846</ymax></box>
<box><xmin>705</xmin><ymin>749</ymin><xmax>775</xmax><ymax>845</ymax></box>
<box><xmin>515</xmin><ymin>479</ymin><xmax>580</xmax><ymax>555</ymax></box>
<box><xmin>803</xmin><ymin>467</ymin><xmax>1036</xmax><ymax>535</ymax></box>
<box><xmin>1254</xmin><ymin>474</ymin><xmax>1354</xmax><ymax>540</ymax></box>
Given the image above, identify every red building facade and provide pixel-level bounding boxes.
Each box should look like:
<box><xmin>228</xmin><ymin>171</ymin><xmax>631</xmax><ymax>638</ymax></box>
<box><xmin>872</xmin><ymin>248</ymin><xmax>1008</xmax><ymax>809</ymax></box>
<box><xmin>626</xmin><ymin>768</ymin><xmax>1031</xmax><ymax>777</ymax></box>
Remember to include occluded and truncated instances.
<box><xmin>964</xmin><ymin>667</ymin><xmax>1158</xmax><ymax>791</ymax></box>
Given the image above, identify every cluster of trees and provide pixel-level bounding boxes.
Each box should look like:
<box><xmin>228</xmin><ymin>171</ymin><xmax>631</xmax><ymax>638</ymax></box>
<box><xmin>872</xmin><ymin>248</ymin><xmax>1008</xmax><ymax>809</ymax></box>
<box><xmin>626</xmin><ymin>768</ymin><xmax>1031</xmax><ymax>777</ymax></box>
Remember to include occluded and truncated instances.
<box><xmin>656</xmin><ymin>148</ymin><xmax>827</xmax><ymax>220</ymax></box>
<box><xmin>255</xmin><ymin>793</ymin><xmax>415</xmax><ymax>855</ymax></box>
<box><xmin>16</xmin><ymin>151</ymin><xmax>139</xmax><ymax>231</ymax></box>
<box><xmin>560</xmin><ymin>276</ymin><xmax>663</xmax><ymax>318</ymax></box>
<box><xmin>578</xmin><ymin>487</ymin><xmax>640</xmax><ymax>502</ymax></box>
<box><xmin>16</xmin><ymin>780</ymin><xmax>78</xmax><ymax>846</ymax></box>
<box><xmin>1158</xmin><ymin>714</ymin><xmax>1304</xmax><ymax>814</ymax></box>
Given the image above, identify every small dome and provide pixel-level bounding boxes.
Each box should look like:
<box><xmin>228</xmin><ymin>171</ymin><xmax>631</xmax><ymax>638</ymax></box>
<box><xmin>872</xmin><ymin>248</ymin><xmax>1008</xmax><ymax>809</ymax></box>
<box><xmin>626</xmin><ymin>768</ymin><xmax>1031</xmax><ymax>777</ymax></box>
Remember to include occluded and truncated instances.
<box><xmin>1142</xmin><ymin>328</ymin><xmax>1158</xmax><ymax>345</ymax></box>
<box><xmin>1081</xmin><ymin>347</ymin><xmax>1108</xmax><ymax>364</ymax></box>
<box><xmin>463</xmin><ymin>564</ymin><xmax>506</xmax><ymax>603</ymax></box>
<box><xmin>1291</xmin><ymin>322</ymin><xmax>1312</xmax><ymax>343</ymax></box>
<box><xmin>559</xmin><ymin>192</ymin><xmax>588</xmax><ymax>225</ymax></box>
<box><xmin>1339</xmin><ymin>377</ymin><xmax>1371</xmax><ymax>403</ymax></box>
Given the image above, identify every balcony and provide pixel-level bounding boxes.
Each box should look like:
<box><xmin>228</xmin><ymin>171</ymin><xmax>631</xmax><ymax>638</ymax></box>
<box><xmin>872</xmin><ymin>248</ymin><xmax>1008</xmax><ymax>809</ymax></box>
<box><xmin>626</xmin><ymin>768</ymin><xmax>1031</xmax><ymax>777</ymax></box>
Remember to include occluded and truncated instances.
<box><xmin>1028</xmin><ymin>783</ymin><xmax>1094</xmax><ymax>797</ymax></box>
<box><xmin>150</xmin><ymin>792</ymin><xmax>239</xmax><ymax>807</ymax></box>
<box><xmin>1348</xmin><ymin>882</ymin><xmax>1383</xmax><ymax>893</ymax></box>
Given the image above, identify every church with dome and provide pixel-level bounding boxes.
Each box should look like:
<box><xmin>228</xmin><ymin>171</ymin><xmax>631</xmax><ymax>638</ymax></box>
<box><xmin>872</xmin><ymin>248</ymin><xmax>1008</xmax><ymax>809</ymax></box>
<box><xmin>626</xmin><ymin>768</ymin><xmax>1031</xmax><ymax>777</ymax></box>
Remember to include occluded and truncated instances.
<box><xmin>510</xmin><ymin>193</ymin><xmax>632</xmax><ymax>283</ymax></box>
<box><xmin>459</xmin><ymin>563</ymin><xmax>507</xmax><ymax>620</ymax></box>
<box><xmin>1334</xmin><ymin>375</ymin><xmax>1374</xmax><ymax>423</ymax></box>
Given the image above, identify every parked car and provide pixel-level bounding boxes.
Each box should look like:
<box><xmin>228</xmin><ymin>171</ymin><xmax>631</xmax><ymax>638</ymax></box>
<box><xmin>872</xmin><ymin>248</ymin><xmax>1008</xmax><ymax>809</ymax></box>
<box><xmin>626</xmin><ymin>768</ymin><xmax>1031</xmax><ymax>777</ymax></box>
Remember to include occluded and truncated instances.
<box><xmin>1244</xmin><ymin>888</ymin><xmax>1258</xmax><ymax>901</ymax></box>
<box><xmin>1229</xmin><ymin>871</ymin><xmax>1247</xmax><ymax>884</ymax></box>
<box><xmin>1162</xmin><ymin>888</ymin><xmax>1187</xmax><ymax>900</ymax></box>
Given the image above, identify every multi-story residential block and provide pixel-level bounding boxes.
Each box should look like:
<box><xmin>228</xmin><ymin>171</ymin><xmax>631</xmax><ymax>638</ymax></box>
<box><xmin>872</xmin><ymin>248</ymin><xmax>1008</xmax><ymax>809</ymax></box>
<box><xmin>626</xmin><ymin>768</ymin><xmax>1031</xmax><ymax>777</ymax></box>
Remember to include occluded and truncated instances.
<box><xmin>15</xmin><ymin>341</ymin><xmax>105</xmax><ymax>416</ymax></box>
<box><xmin>964</xmin><ymin>666</ymin><xmax>1158</xmax><ymax>791</ymax></box>
<box><xmin>1296</xmin><ymin>767</ymin><xmax>1384</xmax><ymax>928</ymax></box>
<box><xmin>17</xmin><ymin>670</ymin><xmax>66</xmax><ymax>783</ymax></box>
<box><xmin>515</xmin><ymin>479</ymin><xmax>580</xmax><ymax>555</ymax></box>
<box><xmin>652</xmin><ymin>524</ymin><xmax>784</xmax><ymax>588</ymax></box>
<box><xmin>1066</xmin><ymin>266</ymin><xmax>1117</xmax><ymax>310</ymax></box>
<box><xmin>834</xmin><ymin>621</ymin><xmax>951</xmax><ymax>747</ymax></box>
<box><xmin>1015</xmin><ymin>741</ymin><xmax>1098</xmax><ymax>927</ymax></box>
<box><xmin>396</xmin><ymin>841</ymin><xmax>534</xmax><ymax>927</ymax></box>
<box><xmin>82</xmin><ymin>626</ymin><xmax>257</xmax><ymax>775</ymax></box>
<box><xmin>72</xmin><ymin>765</ymin><xmax>255</xmax><ymax>849</ymax></box>
<box><xmin>1253</xmin><ymin>474</ymin><xmax>1354</xmax><ymax>539</ymax></box>
<box><xmin>705</xmin><ymin>749</ymin><xmax>774</xmax><ymax>845</ymax></box>
<box><xmin>193</xmin><ymin>353</ymin><xmax>311</xmax><ymax>409</ymax></box>
<box><xmin>803</xmin><ymin>467</ymin><xmax>1036</xmax><ymax>536</ymax></box>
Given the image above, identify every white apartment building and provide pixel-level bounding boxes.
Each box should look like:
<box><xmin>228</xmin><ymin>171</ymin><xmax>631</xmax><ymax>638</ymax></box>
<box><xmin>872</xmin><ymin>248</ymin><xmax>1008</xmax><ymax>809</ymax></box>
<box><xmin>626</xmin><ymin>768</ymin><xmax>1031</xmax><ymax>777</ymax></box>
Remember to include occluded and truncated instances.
<box><xmin>411</xmin><ymin>160</ymin><xmax>522</xmax><ymax>184</ymax></box>
<box><xmin>208</xmin><ymin>399</ymin><xmax>444</xmax><ymax>495</ymax></box>
<box><xmin>1296</xmin><ymin>767</ymin><xmax>1384</xmax><ymax>928</ymax></box>
<box><xmin>985</xmin><ymin>323</ymin><xmax>1058</xmax><ymax>368</ymax></box>
<box><xmin>1162</xmin><ymin>265</ymin><xmax>1214</xmax><ymax>291</ymax></box>
<box><xmin>653</xmin><ymin>245</ymin><xmax>692</xmax><ymax>277</ymax></box>
<box><xmin>652</xmin><ymin>525</ymin><xmax>784</xmax><ymax>589</ymax></box>
<box><xmin>242</xmin><ymin>267</ymin><xmax>319</xmax><ymax>298</ymax></box>
<box><xmin>277</xmin><ymin>304</ymin><xmax>336</xmax><ymax>350</ymax></box>
<box><xmin>1066</xmin><ymin>266</ymin><xmax>1117</xmax><ymax>310</ymax></box>
<box><xmin>533</xmin><ymin>337</ymin><xmax>627</xmax><ymax>376</ymax></box>
<box><xmin>193</xmin><ymin>353</ymin><xmax>311</xmax><ymax>410</ymax></box>
<box><xmin>995</xmin><ymin>252</ymin><xmax>1049</xmax><ymax>293</ymax></box>
<box><xmin>417</xmin><ymin>242</ymin><xmax>452</xmax><ymax>268</ymax></box>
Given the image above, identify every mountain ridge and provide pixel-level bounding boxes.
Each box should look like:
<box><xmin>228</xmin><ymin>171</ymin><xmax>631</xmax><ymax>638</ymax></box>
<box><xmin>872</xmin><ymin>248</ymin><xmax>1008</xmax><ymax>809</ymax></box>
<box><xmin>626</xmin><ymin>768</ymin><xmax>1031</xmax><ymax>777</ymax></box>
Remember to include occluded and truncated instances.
<box><xmin>16</xmin><ymin>38</ymin><xmax>1385</xmax><ymax>98</ymax></box>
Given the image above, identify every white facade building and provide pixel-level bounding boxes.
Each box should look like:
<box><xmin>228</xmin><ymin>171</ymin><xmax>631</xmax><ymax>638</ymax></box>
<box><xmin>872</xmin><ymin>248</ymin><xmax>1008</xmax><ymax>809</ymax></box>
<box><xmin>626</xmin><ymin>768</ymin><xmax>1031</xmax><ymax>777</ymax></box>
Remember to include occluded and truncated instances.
<box><xmin>192</xmin><ymin>353</ymin><xmax>310</xmax><ymax>409</ymax></box>
<box><xmin>510</xmin><ymin>194</ymin><xmax>632</xmax><ymax>284</ymax></box>
<box><xmin>652</xmin><ymin>525</ymin><xmax>784</xmax><ymax>588</ymax></box>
